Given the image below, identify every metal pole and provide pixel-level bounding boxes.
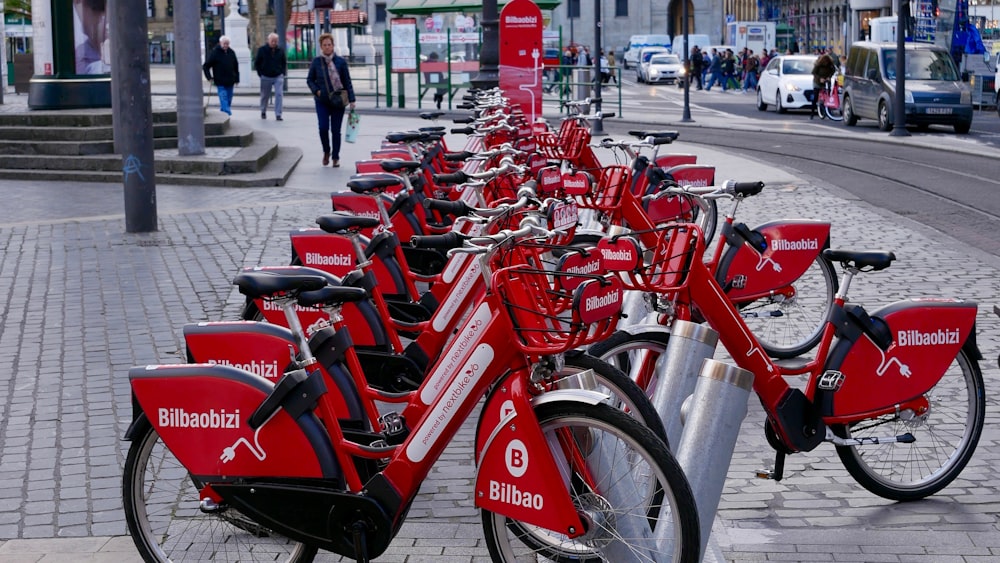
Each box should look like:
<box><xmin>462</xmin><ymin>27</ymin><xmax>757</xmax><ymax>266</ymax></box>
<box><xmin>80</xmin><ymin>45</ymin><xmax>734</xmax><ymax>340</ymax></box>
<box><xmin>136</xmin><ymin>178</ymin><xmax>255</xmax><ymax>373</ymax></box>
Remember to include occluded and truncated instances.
<box><xmin>276</xmin><ymin>0</ymin><xmax>288</xmax><ymax>93</ymax></box>
<box><xmin>891</xmin><ymin>0</ymin><xmax>910</xmax><ymax>135</ymax></box>
<box><xmin>681</xmin><ymin>0</ymin><xmax>693</xmax><ymax>121</ymax></box>
<box><xmin>174</xmin><ymin>0</ymin><xmax>205</xmax><ymax>155</ymax></box>
<box><xmin>471</xmin><ymin>0</ymin><xmax>499</xmax><ymax>88</ymax></box>
<box><xmin>0</xmin><ymin>0</ymin><xmax>5</xmax><ymax>104</ymax></box>
<box><xmin>592</xmin><ymin>0</ymin><xmax>604</xmax><ymax>134</ymax></box>
<box><xmin>110</xmin><ymin>0</ymin><xmax>157</xmax><ymax>232</ymax></box>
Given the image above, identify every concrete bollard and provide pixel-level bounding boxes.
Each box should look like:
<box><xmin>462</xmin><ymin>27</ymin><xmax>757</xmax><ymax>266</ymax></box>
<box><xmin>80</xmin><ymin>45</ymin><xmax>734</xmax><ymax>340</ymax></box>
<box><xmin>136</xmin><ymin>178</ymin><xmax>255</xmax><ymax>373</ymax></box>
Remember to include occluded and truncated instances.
<box><xmin>649</xmin><ymin>320</ymin><xmax>719</xmax><ymax>451</ymax></box>
<box><xmin>675</xmin><ymin>359</ymin><xmax>754</xmax><ymax>561</ymax></box>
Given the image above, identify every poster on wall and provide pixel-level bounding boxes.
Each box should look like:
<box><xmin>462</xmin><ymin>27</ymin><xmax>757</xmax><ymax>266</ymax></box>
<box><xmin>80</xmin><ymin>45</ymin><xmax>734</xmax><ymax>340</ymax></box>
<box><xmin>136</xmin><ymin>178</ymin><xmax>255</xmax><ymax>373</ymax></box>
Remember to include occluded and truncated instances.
<box><xmin>391</xmin><ymin>18</ymin><xmax>418</xmax><ymax>72</ymax></box>
<box><xmin>73</xmin><ymin>0</ymin><xmax>111</xmax><ymax>74</ymax></box>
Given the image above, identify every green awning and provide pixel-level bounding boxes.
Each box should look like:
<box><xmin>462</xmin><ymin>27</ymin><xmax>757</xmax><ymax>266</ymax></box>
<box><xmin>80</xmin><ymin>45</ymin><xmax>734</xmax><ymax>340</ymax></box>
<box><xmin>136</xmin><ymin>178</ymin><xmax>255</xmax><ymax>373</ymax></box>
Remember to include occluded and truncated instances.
<box><xmin>389</xmin><ymin>0</ymin><xmax>561</xmax><ymax>15</ymax></box>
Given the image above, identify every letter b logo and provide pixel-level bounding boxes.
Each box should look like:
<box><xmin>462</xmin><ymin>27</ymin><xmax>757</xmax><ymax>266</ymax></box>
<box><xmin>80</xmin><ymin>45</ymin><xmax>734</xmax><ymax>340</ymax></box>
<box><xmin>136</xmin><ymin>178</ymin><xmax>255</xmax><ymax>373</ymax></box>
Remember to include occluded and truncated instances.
<box><xmin>505</xmin><ymin>439</ymin><xmax>528</xmax><ymax>478</ymax></box>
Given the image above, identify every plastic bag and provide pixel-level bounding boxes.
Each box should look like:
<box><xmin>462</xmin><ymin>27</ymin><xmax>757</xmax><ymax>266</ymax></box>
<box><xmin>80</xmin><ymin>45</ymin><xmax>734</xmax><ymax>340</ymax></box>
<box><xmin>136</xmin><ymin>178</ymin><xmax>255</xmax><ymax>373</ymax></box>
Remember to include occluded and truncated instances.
<box><xmin>345</xmin><ymin>110</ymin><xmax>360</xmax><ymax>144</ymax></box>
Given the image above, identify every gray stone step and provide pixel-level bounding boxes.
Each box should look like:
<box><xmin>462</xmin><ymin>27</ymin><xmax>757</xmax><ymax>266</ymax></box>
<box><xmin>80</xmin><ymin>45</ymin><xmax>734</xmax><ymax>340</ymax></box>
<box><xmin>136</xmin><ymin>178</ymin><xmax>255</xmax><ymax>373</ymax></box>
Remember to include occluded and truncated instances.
<box><xmin>0</xmin><ymin>118</ymin><xmax>250</xmax><ymax>156</ymax></box>
<box><xmin>0</xmin><ymin>113</ymin><xmax>229</xmax><ymax>143</ymax></box>
<box><xmin>0</xmin><ymin>146</ymin><xmax>302</xmax><ymax>187</ymax></box>
<box><xmin>0</xmin><ymin>121</ymin><xmax>300</xmax><ymax>186</ymax></box>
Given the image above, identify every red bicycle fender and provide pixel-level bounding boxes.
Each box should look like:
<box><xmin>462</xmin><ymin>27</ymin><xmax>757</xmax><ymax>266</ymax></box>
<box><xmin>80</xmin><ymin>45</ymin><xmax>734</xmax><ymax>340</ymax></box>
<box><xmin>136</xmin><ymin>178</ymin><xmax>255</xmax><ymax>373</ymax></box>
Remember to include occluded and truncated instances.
<box><xmin>473</xmin><ymin>373</ymin><xmax>586</xmax><ymax>537</ymax></box>
<box><xmin>721</xmin><ymin>220</ymin><xmax>831</xmax><ymax>303</ymax></box>
<box><xmin>130</xmin><ymin>364</ymin><xmax>328</xmax><ymax>479</ymax></box>
<box><xmin>824</xmin><ymin>299</ymin><xmax>977</xmax><ymax>421</ymax></box>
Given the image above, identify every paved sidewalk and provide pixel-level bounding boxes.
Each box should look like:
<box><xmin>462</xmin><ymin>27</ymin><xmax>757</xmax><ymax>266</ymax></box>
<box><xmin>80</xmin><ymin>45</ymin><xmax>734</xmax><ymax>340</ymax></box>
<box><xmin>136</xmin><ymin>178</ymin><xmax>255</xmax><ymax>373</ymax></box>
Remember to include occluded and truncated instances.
<box><xmin>0</xmin><ymin>74</ymin><xmax>999</xmax><ymax>562</ymax></box>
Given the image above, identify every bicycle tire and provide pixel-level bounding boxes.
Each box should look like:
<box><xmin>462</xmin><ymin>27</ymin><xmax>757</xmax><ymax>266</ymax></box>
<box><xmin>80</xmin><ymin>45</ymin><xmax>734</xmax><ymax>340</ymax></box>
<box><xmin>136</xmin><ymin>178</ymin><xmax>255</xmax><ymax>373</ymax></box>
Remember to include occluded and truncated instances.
<box><xmin>587</xmin><ymin>330</ymin><xmax>670</xmax><ymax>394</ymax></box>
<box><xmin>563</xmin><ymin>351</ymin><xmax>668</xmax><ymax>445</ymax></box>
<box><xmin>122</xmin><ymin>417</ymin><xmax>318</xmax><ymax>563</ymax></box>
<box><xmin>832</xmin><ymin>348</ymin><xmax>985</xmax><ymax>501</ymax></box>
<box><xmin>481</xmin><ymin>401</ymin><xmax>700</xmax><ymax>562</ymax></box>
<box><xmin>823</xmin><ymin>100</ymin><xmax>843</xmax><ymax>121</ymax></box>
<box><xmin>719</xmin><ymin>251</ymin><xmax>838</xmax><ymax>359</ymax></box>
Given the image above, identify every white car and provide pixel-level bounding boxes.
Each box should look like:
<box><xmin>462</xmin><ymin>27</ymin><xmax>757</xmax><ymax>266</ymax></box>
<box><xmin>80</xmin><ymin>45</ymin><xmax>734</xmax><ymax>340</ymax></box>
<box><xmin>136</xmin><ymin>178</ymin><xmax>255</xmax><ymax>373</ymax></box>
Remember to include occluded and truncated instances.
<box><xmin>635</xmin><ymin>47</ymin><xmax>670</xmax><ymax>83</ymax></box>
<box><xmin>643</xmin><ymin>54</ymin><xmax>685</xmax><ymax>84</ymax></box>
<box><xmin>756</xmin><ymin>54</ymin><xmax>819</xmax><ymax>113</ymax></box>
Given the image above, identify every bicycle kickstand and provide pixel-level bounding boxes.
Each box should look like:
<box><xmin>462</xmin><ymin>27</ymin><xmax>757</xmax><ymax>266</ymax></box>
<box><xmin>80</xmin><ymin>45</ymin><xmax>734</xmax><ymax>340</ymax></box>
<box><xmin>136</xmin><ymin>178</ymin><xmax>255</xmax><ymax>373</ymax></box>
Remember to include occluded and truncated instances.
<box><xmin>755</xmin><ymin>450</ymin><xmax>786</xmax><ymax>481</ymax></box>
<box><xmin>351</xmin><ymin>520</ymin><xmax>371</xmax><ymax>563</ymax></box>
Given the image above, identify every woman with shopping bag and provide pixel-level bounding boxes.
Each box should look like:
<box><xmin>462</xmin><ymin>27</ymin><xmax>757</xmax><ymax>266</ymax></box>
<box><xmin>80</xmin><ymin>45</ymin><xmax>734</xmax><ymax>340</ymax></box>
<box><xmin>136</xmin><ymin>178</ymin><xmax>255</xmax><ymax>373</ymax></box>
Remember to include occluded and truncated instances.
<box><xmin>306</xmin><ymin>33</ymin><xmax>356</xmax><ymax>168</ymax></box>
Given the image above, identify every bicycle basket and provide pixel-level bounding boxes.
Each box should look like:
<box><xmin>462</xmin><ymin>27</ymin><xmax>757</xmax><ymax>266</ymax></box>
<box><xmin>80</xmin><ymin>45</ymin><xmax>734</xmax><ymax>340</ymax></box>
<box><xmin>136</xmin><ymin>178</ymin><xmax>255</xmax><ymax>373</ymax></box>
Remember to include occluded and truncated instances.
<box><xmin>575</xmin><ymin>164</ymin><xmax>632</xmax><ymax>214</ymax></box>
<box><xmin>492</xmin><ymin>265</ymin><xmax>623</xmax><ymax>355</ymax></box>
<box><xmin>602</xmin><ymin>223</ymin><xmax>701</xmax><ymax>293</ymax></box>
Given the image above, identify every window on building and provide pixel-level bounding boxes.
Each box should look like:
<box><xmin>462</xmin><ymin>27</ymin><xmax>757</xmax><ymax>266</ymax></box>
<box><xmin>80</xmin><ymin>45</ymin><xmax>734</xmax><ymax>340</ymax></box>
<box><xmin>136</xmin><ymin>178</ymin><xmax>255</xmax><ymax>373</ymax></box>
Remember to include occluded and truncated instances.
<box><xmin>615</xmin><ymin>0</ymin><xmax>628</xmax><ymax>17</ymax></box>
<box><xmin>147</xmin><ymin>0</ymin><xmax>155</xmax><ymax>18</ymax></box>
<box><xmin>568</xmin><ymin>0</ymin><xmax>580</xmax><ymax>18</ymax></box>
<box><xmin>167</xmin><ymin>0</ymin><xmax>173</xmax><ymax>17</ymax></box>
<box><xmin>375</xmin><ymin>2</ymin><xmax>387</xmax><ymax>23</ymax></box>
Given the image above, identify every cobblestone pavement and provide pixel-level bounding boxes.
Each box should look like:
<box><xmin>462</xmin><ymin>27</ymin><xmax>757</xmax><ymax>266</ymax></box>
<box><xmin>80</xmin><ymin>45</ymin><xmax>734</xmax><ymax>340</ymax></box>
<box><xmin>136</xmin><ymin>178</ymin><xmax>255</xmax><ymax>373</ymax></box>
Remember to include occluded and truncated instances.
<box><xmin>0</xmin><ymin>95</ymin><xmax>999</xmax><ymax>562</ymax></box>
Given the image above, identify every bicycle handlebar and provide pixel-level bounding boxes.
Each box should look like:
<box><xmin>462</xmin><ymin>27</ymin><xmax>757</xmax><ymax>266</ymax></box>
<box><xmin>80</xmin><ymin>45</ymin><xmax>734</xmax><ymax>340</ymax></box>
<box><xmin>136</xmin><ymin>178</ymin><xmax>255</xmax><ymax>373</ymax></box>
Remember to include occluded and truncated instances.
<box><xmin>423</xmin><ymin>198</ymin><xmax>471</xmax><ymax>217</ymax></box>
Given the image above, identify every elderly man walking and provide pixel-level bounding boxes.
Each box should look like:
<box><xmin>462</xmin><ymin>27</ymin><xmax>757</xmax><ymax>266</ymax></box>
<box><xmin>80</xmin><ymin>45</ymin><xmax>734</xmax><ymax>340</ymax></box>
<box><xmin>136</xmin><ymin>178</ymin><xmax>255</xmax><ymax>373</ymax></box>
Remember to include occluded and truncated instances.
<box><xmin>202</xmin><ymin>35</ymin><xmax>240</xmax><ymax>116</ymax></box>
<box><xmin>254</xmin><ymin>32</ymin><xmax>287</xmax><ymax>121</ymax></box>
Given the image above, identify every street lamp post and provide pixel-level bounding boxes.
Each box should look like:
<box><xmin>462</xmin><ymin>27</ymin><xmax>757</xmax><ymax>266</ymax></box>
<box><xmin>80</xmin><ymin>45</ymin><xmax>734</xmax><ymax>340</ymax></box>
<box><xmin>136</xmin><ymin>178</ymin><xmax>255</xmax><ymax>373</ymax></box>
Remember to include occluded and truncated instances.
<box><xmin>682</xmin><ymin>0</ymin><xmax>693</xmax><ymax>121</ymax></box>
<box><xmin>471</xmin><ymin>0</ymin><xmax>499</xmax><ymax>88</ymax></box>
<box><xmin>890</xmin><ymin>0</ymin><xmax>910</xmax><ymax>136</ymax></box>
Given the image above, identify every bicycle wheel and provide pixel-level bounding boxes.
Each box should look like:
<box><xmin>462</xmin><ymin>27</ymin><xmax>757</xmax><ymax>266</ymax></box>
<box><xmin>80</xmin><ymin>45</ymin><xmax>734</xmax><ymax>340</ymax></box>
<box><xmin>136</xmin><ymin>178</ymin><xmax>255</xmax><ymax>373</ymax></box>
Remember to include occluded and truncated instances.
<box><xmin>737</xmin><ymin>254</ymin><xmax>838</xmax><ymax>359</ymax></box>
<box><xmin>823</xmin><ymin>100</ymin><xmax>843</xmax><ymax>121</ymax></box>
<box><xmin>832</xmin><ymin>348</ymin><xmax>985</xmax><ymax>501</ymax></box>
<box><xmin>563</xmin><ymin>351</ymin><xmax>668</xmax><ymax>444</ymax></box>
<box><xmin>123</xmin><ymin>417</ymin><xmax>318</xmax><ymax>562</ymax></box>
<box><xmin>588</xmin><ymin>330</ymin><xmax>670</xmax><ymax>394</ymax></box>
<box><xmin>481</xmin><ymin>402</ymin><xmax>700</xmax><ymax>562</ymax></box>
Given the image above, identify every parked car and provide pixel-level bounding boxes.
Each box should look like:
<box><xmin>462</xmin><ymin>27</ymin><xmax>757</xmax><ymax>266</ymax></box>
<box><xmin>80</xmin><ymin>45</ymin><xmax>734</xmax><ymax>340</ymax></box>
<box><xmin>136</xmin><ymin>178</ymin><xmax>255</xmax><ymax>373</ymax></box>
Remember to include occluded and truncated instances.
<box><xmin>635</xmin><ymin>46</ymin><xmax>670</xmax><ymax>83</ymax></box>
<box><xmin>642</xmin><ymin>54</ymin><xmax>685</xmax><ymax>84</ymax></box>
<box><xmin>755</xmin><ymin>54</ymin><xmax>818</xmax><ymax>113</ymax></box>
<box><xmin>841</xmin><ymin>41</ymin><xmax>973</xmax><ymax>133</ymax></box>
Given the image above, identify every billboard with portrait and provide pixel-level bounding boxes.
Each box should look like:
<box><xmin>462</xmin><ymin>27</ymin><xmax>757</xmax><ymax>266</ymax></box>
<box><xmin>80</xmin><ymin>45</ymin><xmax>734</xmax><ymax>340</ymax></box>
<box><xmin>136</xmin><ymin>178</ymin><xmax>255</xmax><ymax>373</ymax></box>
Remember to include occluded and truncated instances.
<box><xmin>73</xmin><ymin>0</ymin><xmax>110</xmax><ymax>75</ymax></box>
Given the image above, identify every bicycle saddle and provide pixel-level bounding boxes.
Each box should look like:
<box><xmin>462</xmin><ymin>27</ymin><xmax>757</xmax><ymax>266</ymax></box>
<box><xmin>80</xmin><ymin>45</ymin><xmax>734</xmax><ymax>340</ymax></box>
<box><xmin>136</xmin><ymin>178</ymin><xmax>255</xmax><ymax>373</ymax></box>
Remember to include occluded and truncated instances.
<box><xmin>419</xmin><ymin>126</ymin><xmax>447</xmax><ymax>133</ymax></box>
<box><xmin>297</xmin><ymin>285</ymin><xmax>368</xmax><ymax>308</ymax></box>
<box><xmin>233</xmin><ymin>270</ymin><xmax>328</xmax><ymax>299</ymax></box>
<box><xmin>385</xmin><ymin>132</ymin><xmax>425</xmax><ymax>144</ymax></box>
<box><xmin>381</xmin><ymin>160</ymin><xmax>422</xmax><ymax>173</ymax></box>
<box><xmin>316</xmin><ymin>213</ymin><xmax>381</xmax><ymax>234</ymax></box>
<box><xmin>420</xmin><ymin>112</ymin><xmax>445</xmax><ymax>120</ymax></box>
<box><xmin>822</xmin><ymin>249</ymin><xmax>896</xmax><ymax>271</ymax></box>
<box><xmin>347</xmin><ymin>174</ymin><xmax>404</xmax><ymax>194</ymax></box>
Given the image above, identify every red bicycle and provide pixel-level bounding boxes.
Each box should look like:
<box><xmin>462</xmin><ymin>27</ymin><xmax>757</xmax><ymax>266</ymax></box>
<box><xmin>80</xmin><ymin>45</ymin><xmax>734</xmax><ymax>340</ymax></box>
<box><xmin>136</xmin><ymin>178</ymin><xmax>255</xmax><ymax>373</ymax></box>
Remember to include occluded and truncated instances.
<box><xmin>591</xmin><ymin>183</ymin><xmax>985</xmax><ymax>502</ymax></box>
<box><xmin>122</xmin><ymin>212</ymin><xmax>702</xmax><ymax>563</ymax></box>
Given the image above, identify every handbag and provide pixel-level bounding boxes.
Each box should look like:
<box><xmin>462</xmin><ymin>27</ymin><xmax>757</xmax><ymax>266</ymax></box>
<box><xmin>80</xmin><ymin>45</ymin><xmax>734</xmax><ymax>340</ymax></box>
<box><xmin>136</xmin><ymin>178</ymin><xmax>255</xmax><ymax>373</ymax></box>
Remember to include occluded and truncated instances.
<box><xmin>345</xmin><ymin>110</ymin><xmax>360</xmax><ymax>144</ymax></box>
<box><xmin>328</xmin><ymin>89</ymin><xmax>349</xmax><ymax>109</ymax></box>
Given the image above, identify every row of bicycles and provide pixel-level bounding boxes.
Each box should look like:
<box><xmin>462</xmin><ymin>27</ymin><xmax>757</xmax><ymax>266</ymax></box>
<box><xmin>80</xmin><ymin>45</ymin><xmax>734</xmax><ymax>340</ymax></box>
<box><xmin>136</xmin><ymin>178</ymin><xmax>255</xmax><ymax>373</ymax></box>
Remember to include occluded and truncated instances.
<box><xmin>120</xmin><ymin>89</ymin><xmax>989</xmax><ymax>562</ymax></box>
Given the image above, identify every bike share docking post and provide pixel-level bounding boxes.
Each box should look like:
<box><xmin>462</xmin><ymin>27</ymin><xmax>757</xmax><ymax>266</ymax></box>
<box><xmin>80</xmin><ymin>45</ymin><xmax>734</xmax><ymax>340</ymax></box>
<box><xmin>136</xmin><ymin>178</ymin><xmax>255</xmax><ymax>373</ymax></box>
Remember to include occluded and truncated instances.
<box><xmin>672</xmin><ymin>359</ymin><xmax>754</xmax><ymax>560</ymax></box>
<box><xmin>649</xmin><ymin>320</ymin><xmax>719</xmax><ymax>450</ymax></box>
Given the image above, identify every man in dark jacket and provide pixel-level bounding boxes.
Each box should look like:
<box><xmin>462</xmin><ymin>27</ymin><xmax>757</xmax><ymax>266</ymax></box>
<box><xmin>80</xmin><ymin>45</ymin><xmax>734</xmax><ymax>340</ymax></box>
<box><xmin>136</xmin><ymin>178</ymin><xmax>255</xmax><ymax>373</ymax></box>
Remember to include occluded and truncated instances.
<box><xmin>254</xmin><ymin>32</ymin><xmax>287</xmax><ymax>120</ymax></box>
<box><xmin>202</xmin><ymin>35</ymin><xmax>240</xmax><ymax>116</ymax></box>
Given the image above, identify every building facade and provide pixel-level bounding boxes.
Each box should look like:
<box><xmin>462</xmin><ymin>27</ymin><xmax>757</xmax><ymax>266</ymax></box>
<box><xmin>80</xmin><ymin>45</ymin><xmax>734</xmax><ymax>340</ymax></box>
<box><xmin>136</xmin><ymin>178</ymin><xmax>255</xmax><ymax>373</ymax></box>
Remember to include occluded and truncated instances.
<box><xmin>371</xmin><ymin>0</ymin><xmax>901</xmax><ymax>60</ymax></box>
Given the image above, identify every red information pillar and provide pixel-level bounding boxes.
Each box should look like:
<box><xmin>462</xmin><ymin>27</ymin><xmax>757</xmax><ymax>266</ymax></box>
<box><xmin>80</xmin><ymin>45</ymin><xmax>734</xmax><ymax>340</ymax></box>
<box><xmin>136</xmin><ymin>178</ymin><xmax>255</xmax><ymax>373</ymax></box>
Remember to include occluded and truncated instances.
<box><xmin>499</xmin><ymin>0</ymin><xmax>543</xmax><ymax>122</ymax></box>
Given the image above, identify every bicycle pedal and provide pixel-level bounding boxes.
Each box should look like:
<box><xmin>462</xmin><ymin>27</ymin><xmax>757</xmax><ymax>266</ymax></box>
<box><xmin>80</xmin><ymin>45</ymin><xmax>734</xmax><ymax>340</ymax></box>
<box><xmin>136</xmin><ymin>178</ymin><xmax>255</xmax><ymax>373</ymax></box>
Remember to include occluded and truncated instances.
<box><xmin>755</xmin><ymin>469</ymin><xmax>777</xmax><ymax>480</ymax></box>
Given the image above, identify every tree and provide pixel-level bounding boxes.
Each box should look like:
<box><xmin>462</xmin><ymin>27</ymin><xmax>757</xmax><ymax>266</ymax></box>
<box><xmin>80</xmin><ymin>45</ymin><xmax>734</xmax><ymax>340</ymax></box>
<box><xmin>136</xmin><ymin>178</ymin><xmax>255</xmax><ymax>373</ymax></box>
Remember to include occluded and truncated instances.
<box><xmin>247</xmin><ymin>0</ymin><xmax>299</xmax><ymax>50</ymax></box>
<box><xmin>5</xmin><ymin>0</ymin><xmax>31</xmax><ymax>18</ymax></box>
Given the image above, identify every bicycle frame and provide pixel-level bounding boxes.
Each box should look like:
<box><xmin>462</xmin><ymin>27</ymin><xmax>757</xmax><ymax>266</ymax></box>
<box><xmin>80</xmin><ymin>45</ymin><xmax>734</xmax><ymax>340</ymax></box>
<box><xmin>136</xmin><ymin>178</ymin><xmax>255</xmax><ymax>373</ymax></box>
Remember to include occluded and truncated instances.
<box><xmin>677</xmin><ymin>233</ymin><xmax>977</xmax><ymax>453</ymax></box>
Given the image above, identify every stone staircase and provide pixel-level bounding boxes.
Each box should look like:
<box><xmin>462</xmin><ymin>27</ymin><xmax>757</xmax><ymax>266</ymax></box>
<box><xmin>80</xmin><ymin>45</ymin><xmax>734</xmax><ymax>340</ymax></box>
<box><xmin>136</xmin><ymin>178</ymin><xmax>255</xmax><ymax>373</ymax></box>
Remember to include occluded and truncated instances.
<box><xmin>0</xmin><ymin>104</ymin><xmax>302</xmax><ymax>187</ymax></box>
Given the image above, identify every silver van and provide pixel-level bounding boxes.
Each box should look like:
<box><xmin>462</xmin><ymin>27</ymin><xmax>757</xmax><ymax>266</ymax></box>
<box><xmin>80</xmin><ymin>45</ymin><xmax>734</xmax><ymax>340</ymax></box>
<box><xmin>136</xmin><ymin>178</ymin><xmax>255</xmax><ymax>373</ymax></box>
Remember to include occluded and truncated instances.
<box><xmin>842</xmin><ymin>41</ymin><xmax>973</xmax><ymax>134</ymax></box>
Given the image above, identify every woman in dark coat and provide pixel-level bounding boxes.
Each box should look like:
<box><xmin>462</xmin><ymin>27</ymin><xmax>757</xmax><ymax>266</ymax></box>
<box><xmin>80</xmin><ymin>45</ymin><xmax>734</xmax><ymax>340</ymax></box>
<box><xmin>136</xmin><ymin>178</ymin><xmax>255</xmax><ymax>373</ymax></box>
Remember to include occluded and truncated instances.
<box><xmin>306</xmin><ymin>33</ymin><xmax>356</xmax><ymax>167</ymax></box>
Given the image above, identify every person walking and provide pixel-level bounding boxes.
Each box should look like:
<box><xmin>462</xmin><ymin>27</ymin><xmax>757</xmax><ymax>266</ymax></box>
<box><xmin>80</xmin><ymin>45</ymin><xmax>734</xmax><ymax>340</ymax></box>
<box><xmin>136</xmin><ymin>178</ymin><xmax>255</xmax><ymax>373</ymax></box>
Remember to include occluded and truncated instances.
<box><xmin>606</xmin><ymin>49</ymin><xmax>618</xmax><ymax>84</ymax></box>
<box><xmin>722</xmin><ymin>50</ymin><xmax>738</xmax><ymax>91</ymax></box>
<box><xmin>306</xmin><ymin>32</ymin><xmax>356</xmax><ymax>168</ymax></box>
<box><xmin>254</xmin><ymin>32</ymin><xmax>287</xmax><ymax>121</ymax></box>
<box><xmin>809</xmin><ymin>53</ymin><xmax>837</xmax><ymax>119</ymax></box>
<box><xmin>689</xmin><ymin>46</ymin><xmax>704</xmax><ymax>90</ymax></box>
<box><xmin>705</xmin><ymin>48</ymin><xmax>723</xmax><ymax>90</ymax></box>
<box><xmin>202</xmin><ymin>36</ymin><xmax>240</xmax><ymax>116</ymax></box>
